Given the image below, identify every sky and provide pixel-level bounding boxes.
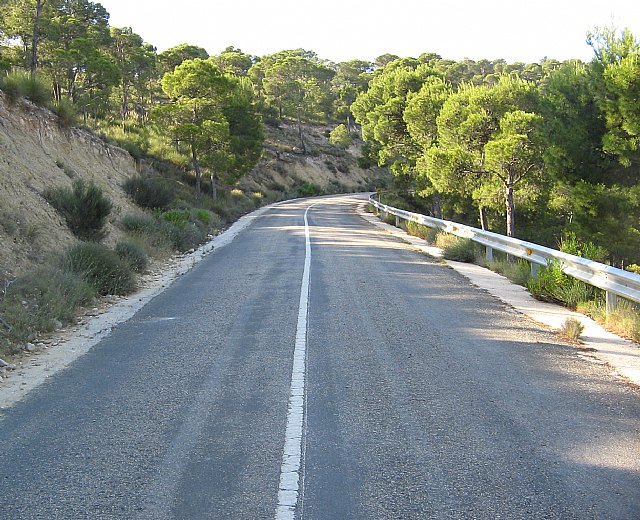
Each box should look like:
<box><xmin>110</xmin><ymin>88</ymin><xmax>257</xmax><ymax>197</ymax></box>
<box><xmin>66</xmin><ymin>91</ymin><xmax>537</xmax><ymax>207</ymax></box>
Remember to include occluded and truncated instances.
<box><xmin>97</xmin><ymin>0</ymin><xmax>640</xmax><ymax>63</ymax></box>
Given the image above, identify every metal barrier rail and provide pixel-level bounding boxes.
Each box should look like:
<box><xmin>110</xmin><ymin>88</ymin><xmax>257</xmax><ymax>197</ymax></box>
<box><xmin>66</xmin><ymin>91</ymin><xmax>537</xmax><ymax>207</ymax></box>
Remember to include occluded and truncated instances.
<box><xmin>368</xmin><ymin>194</ymin><xmax>640</xmax><ymax>313</ymax></box>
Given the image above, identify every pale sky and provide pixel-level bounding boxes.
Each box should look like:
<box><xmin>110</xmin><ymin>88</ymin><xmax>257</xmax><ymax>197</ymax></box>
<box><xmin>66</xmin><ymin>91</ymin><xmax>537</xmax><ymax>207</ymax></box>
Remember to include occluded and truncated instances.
<box><xmin>97</xmin><ymin>0</ymin><xmax>640</xmax><ymax>63</ymax></box>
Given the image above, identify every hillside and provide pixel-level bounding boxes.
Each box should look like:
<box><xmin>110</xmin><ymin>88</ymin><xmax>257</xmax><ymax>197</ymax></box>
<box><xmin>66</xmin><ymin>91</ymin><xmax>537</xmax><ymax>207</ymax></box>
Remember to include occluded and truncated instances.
<box><xmin>0</xmin><ymin>94</ymin><xmax>383</xmax><ymax>282</ymax></box>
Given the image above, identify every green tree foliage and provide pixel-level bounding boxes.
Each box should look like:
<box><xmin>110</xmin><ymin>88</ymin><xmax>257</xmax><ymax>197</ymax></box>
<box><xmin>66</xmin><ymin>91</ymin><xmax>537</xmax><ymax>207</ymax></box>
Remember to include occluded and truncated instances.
<box><xmin>258</xmin><ymin>50</ymin><xmax>334</xmax><ymax>153</ymax></box>
<box><xmin>209</xmin><ymin>46</ymin><xmax>253</xmax><ymax>76</ymax></box>
<box><xmin>109</xmin><ymin>27</ymin><xmax>157</xmax><ymax>123</ymax></box>
<box><xmin>588</xmin><ymin>27</ymin><xmax>640</xmax><ymax>167</ymax></box>
<box><xmin>158</xmin><ymin>43</ymin><xmax>209</xmax><ymax>74</ymax></box>
<box><xmin>329</xmin><ymin>123</ymin><xmax>352</xmax><ymax>149</ymax></box>
<box><xmin>331</xmin><ymin>59</ymin><xmax>373</xmax><ymax>129</ymax></box>
<box><xmin>351</xmin><ymin>59</ymin><xmax>439</xmax><ymax>177</ymax></box>
<box><xmin>419</xmin><ymin>76</ymin><xmax>544</xmax><ymax>236</ymax></box>
<box><xmin>154</xmin><ymin>58</ymin><xmax>262</xmax><ymax>204</ymax></box>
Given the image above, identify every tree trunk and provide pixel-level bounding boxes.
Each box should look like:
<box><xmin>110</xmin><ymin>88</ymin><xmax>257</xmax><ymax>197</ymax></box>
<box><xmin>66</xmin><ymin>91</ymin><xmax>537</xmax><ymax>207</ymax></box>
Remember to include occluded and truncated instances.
<box><xmin>191</xmin><ymin>144</ymin><xmax>202</xmax><ymax>207</ymax></box>
<box><xmin>505</xmin><ymin>184</ymin><xmax>515</xmax><ymax>237</ymax></box>
<box><xmin>432</xmin><ymin>192</ymin><xmax>443</xmax><ymax>219</ymax></box>
<box><xmin>297</xmin><ymin>107</ymin><xmax>307</xmax><ymax>154</ymax></box>
<box><xmin>210</xmin><ymin>172</ymin><xmax>217</xmax><ymax>202</ymax></box>
<box><xmin>30</xmin><ymin>0</ymin><xmax>45</xmax><ymax>77</ymax></box>
<box><xmin>479</xmin><ymin>206</ymin><xmax>489</xmax><ymax>230</ymax></box>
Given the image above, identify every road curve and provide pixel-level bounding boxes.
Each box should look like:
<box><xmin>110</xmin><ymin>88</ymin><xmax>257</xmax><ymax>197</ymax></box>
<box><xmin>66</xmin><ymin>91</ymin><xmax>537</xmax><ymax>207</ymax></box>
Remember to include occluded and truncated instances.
<box><xmin>0</xmin><ymin>195</ymin><xmax>639</xmax><ymax>519</ymax></box>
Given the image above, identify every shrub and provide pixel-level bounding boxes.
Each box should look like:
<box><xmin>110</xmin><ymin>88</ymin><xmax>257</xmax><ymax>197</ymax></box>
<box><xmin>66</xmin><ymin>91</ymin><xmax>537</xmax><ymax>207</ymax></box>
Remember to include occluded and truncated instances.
<box><xmin>405</xmin><ymin>221</ymin><xmax>439</xmax><ymax>243</ymax></box>
<box><xmin>0</xmin><ymin>266</ymin><xmax>94</xmax><ymax>345</ymax></box>
<box><xmin>296</xmin><ymin>182</ymin><xmax>322</xmax><ymax>198</ymax></box>
<box><xmin>486</xmin><ymin>257</ymin><xmax>532</xmax><ymax>287</ymax></box>
<box><xmin>45</xmin><ymin>180</ymin><xmax>112</xmax><ymax>241</ymax></box>
<box><xmin>53</xmin><ymin>98</ymin><xmax>77</xmax><ymax>128</ymax></box>
<box><xmin>0</xmin><ymin>70</ymin><xmax>51</xmax><ymax>107</ymax></box>
<box><xmin>122</xmin><ymin>212</ymin><xmax>157</xmax><ymax>234</ymax></box>
<box><xmin>435</xmin><ymin>232</ymin><xmax>459</xmax><ymax>250</ymax></box>
<box><xmin>441</xmin><ymin>237</ymin><xmax>479</xmax><ymax>263</ymax></box>
<box><xmin>123</xmin><ymin>176</ymin><xmax>174</xmax><ymax>210</ymax></box>
<box><xmin>115</xmin><ymin>240</ymin><xmax>148</xmax><ymax>272</ymax></box>
<box><xmin>560</xmin><ymin>318</ymin><xmax>585</xmax><ymax>342</ymax></box>
<box><xmin>329</xmin><ymin>124</ymin><xmax>353</xmax><ymax>149</ymax></box>
<box><xmin>527</xmin><ymin>259</ymin><xmax>599</xmax><ymax>309</ymax></box>
<box><xmin>64</xmin><ymin>242</ymin><xmax>136</xmax><ymax>296</ymax></box>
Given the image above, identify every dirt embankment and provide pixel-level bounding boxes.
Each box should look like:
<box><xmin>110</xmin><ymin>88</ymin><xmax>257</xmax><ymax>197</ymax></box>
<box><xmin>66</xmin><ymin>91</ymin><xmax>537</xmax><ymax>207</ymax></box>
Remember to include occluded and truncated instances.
<box><xmin>0</xmin><ymin>94</ymin><xmax>141</xmax><ymax>279</ymax></box>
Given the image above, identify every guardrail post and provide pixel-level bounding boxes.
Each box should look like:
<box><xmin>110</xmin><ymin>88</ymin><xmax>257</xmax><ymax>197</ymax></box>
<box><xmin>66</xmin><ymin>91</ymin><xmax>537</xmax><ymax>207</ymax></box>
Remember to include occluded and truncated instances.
<box><xmin>606</xmin><ymin>291</ymin><xmax>618</xmax><ymax>315</ymax></box>
<box><xmin>530</xmin><ymin>262</ymin><xmax>539</xmax><ymax>278</ymax></box>
<box><xmin>395</xmin><ymin>215</ymin><xmax>400</xmax><ymax>227</ymax></box>
<box><xmin>485</xmin><ymin>246</ymin><xmax>493</xmax><ymax>263</ymax></box>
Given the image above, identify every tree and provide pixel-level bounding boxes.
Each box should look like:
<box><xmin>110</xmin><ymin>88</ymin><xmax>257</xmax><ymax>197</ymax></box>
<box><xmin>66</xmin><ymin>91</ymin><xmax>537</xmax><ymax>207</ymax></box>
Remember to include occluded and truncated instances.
<box><xmin>209</xmin><ymin>46</ymin><xmax>253</xmax><ymax>76</ymax></box>
<box><xmin>158</xmin><ymin>43</ymin><xmax>208</xmax><ymax>74</ymax></box>
<box><xmin>351</xmin><ymin>59</ymin><xmax>439</xmax><ymax>181</ymax></box>
<box><xmin>331</xmin><ymin>59</ymin><xmax>373</xmax><ymax>130</ymax></box>
<box><xmin>261</xmin><ymin>51</ymin><xmax>334</xmax><ymax>153</ymax></box>
<box><xmin>109</xmin><ymin>27</ymin><xmax>156</xmax><ymax>122</ymax></box>
<box><xmin>154</xmin><ymin>58</ymin><xmax>262</xmax><ymax>203</ymax></box>
<box><xmin>588</xmin><ymin>27</ymin><xmax>640</xmax><ymax>168</ymax></box>
<box><xmin>329</xmin><ymin>124</ymin><xmax>352</xmax><ymax>149</ymax></box>
<box><xmin>422</xmin><ymin>76</ymin><xmax>544</xmax><ymax>236</ymax></box>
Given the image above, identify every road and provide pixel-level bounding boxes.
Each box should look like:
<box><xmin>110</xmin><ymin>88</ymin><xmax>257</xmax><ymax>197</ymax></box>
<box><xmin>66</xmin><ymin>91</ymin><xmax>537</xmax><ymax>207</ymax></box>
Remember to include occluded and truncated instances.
<box><xmin>0</xmin><ymin>195</ymin><xmax>639</xmax><ymax>519</ymax></box>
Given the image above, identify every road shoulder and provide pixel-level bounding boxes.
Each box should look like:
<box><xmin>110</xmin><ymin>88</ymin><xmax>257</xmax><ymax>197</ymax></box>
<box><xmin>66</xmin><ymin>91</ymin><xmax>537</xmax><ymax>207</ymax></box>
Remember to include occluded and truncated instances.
<box><xmin>356</xmin><ymin>202</ymin><xmax>640</xmax><ymax>387</ymax></box>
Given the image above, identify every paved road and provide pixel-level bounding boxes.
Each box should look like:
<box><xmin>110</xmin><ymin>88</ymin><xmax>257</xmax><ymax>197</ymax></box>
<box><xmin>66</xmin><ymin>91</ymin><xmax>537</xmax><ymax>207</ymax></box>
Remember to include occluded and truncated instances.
<box><xmin>0</xmin><ymin>195</ymin><xmax>639</xmax><ymax>519</ymax></box>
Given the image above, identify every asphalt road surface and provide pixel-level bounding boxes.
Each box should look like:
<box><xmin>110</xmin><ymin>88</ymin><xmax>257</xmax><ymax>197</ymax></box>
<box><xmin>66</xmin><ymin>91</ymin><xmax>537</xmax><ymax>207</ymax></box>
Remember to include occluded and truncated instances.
<box><xmin>1</xmin><ymin>195</ymin><xmax>639</xmax><ymax>519</ymax></box>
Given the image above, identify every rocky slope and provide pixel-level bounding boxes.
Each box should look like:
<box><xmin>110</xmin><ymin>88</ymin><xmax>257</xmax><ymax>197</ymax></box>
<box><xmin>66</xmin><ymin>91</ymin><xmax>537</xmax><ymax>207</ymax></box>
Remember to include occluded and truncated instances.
<box><xmin>0</xmin><ymin>94</ymin><xmax>141</xmax><ymax>279</ymax></box>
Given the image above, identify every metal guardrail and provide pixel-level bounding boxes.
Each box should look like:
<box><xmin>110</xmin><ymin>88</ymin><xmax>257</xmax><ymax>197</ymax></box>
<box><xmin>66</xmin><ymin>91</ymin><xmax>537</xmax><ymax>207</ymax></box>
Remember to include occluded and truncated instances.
<box><xmin>369</xmin><ymin>194</ymin><xmax>640</xmax><ymax>313</ymax></box>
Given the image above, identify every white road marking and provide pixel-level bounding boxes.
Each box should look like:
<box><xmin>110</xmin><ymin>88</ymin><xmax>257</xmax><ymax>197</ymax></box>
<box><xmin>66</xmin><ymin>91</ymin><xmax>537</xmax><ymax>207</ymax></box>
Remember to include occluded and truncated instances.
<box><xmin>275</xmin><ymin>205</ymin><xmax>313</xmax><ymax>520</ymax></box>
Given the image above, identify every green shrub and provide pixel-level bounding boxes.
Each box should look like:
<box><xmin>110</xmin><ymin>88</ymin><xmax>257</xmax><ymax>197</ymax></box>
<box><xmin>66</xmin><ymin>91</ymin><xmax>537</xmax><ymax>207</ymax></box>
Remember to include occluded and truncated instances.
<box><xmin>527</xmin><ymin>259</ymin><xmax>599</xmax><ymax>309</ymax></box>
<box><xmin>0</xmin><ymin>70</ymin><xmax>51</xmax><ymax>106</ymax></box>
<box><xmin>64</xmin><ymin>242</ymin><xmax>136</xmax><ymax>296</ymax></box>
<box><xmin>122</xmin><ymin>212</ymin><xmax>157</xmax><ymax>234</ymax></box>
<box><xmin>527</xmin><ymin>235</ymin><xmax>607</xmax><ymax>309</ymax></box>
<box><xmin>123</xmin><ymin>176</ymin><xmax>174</xmax><ymax>210</ymax></box>
<box><xmin>0</xmin><ymin>266</ymin><xmax>95</xmax><ymax>345</ymax></box>
<box><xmin>297</xmin><ymin>182</ymin><xmax>323</xmax><ymax>198</ymax></box>
<box><xmin>161</xmin><ymin>209</ymin><xmax>190</xmax><ymax>228</ymax></box>
<box><xmin>435</xmin><ymin>232</ymin><xmax>459</xmax><ymax>250</ymax></box>
<box><xmin>45</xmin><ymin>180</ymin><xmax>112</xmax><ymax>241</ymax></box>
<box><xmin>486</xmin><ymin>257</ymin><xmax>532</xmax><ymax>287</ymax></box>
<box><xmin>115</xmin><ymin>240</ymin><xmax>148</xmax><ymax>272</ymax></box>
<box><xmin>441</xmin><ymin>237</ymin><xmax>479</xmax><ymax>263</ymax></box>
<box><xmin>53</xmin><ymin>98</ymin><xmax>76</xmax><ymax>128</ymax></box>
<box><xmin>560</xmin><ymin>317</ymin><xmax>585</xmax><ymax>342</ymax></box>
<box><xmin>405</xmin><ymin>221</ymin><xmax>438</xmax><ymax>243</ymax></box>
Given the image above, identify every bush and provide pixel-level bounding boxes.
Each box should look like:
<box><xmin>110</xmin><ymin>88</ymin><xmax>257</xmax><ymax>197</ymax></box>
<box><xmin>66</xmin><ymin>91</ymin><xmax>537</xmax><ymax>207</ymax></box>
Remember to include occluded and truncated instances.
<box><xmin>297</xmin><ymin>182</ymin><xmax>323</xmax><ymax>198</ymax></box>
<box><xmin>527</xmin><ymin>259</ymin><xmax>598</xmax><ymax>309</ymax></box>
<box><xmin>45</xmin><ymin>180</ymin><xmax>112</xmax><ymax>241</ymax></box>
<box><xmin>405</xmin><ymin>221</ymin><xmax>439</xmax><ymax>243</ymax></box>
<box><xmin>0</xmin><ymin>266</ymin><xmax>95</xmax><ymax>346</ymax></box>
<box><xmin>486</xmin><ymin>257</ymin><xmax>532</xmax><ymax>287</ymax></box>
<box><xmin>0</xmin><ymin>70</ymin><xmax>51</xmax><ymax>107</ymax></box>
<box><xmin>64</xmin><ymin>242</ymin><xmax>136</xmax><ymax>296</ymax></box>
<box><xmin>115</xmin><ymin>240</ymin><xmax>148</xmax><ymax>272</ymax></box>
<box><xmin>329</xmin><ymin>124</ymin><xmax>353</xmax><ymax>149</ymax></box>
<box><xmin>560</xmin><ymin>318</ymin><xmax>585</xmax><ymax>342</ymax></box>
<box><xmin>123</xmin><ymin>176</ymin><xmax>174</xmax><ymax>210</ymax></box>
<box><xmin>122</xmin><ymin>212</ymin><xmax>157</xmax><ymax>234</ymax></box>
<box><xmin>441</xmin><ymin>237</ymin><xmax>479</xmax><ymax>263</ymax></box>
<box><xmin>53</xmin><ymin>98</ymin><xmax>77</xmax><ymax>128</ymax></box>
